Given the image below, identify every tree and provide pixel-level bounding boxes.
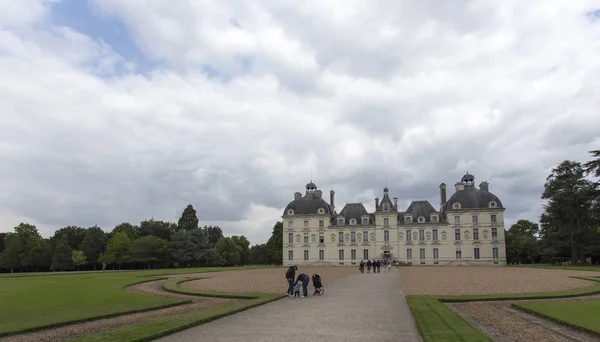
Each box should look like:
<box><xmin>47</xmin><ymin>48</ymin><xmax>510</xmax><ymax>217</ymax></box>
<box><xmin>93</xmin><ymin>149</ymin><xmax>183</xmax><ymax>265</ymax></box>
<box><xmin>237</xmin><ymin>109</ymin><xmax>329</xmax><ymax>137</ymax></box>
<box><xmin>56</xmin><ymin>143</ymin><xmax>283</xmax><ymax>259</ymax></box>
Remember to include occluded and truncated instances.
<box><xmin>583</xmin><ymin>149</ymin><xmax>600</xmax><ymax>178</ymax></box>
<box><xmin>169</xmin><ymin>229</ymin><xmax>208</xmax><ymax>267</ymax></box>
<box><xmin>80</xmin><ymin>227</ymin><xmax>107</xmax><ymax>269</ymax></box>
<box><xmin>136</xmin><ymin>219</ymin><xmax>176</xmax><ymax>241</ymax></box>
<box><xmin>230</xmin><ymin>235</ymin><xmax>250</xmax><ymax>265</ymax></box>
<box><xmin>51</xmin><ymin>235</ymin><xmax>74</xmax><ymax>271</ymax></box>
<box><xmin>177</xmin><ymin>204</ymin><xmax>199</xmax><ymax>231</ymax></box>
<box><xmin>505</xmin><ymin>220</ymin><xmax>540</xmax><ymax>264</ymax></box>
<box><xmin>0</xmin><ymin>232</ymin><xmax>6</xmax><ymax>253</ymax></box>
<box><xmin>541</xmin><ymin>160</ymin><xmax>598</xmax><ymax>264</ymax></box>
<box><xmin>265</xmin><ymin>222</ymin><xmax>283</xmax><ymax>265</ymax></box>
<box><xmin>111</xmin><ymin>223</ymin><xmax>138</xmax><ymax>239</ymax></box>
<box><xmin>130</xmin><ymin>236</ymin><xmax>168</xmax><ymax>268</ymax></box>
<box><xmin>0</xmin><ymin>233</ymin><xmax>23</xmax><ymax>272</ymax></box>
<box><xmin>249</xmin><ymin>243</ymin><xmax>268</xmax><ymax>265</ymax></box>
<box><xmin>51</xmin><ymin>226</ymin><xmax>87</xmax><ymax>251</ymax></box>
<box><xmin>214</xmin><ymin>237</ymin><xmax>241</xmax><ymax>266</ymax></box>
<box><xmin>72</xmin><ymin>250</ymin><xmax>87</xmax><ymax>271</ymax></box>
<box><xmin>99</xmin><ymin>232</ymin><xmax>132</xmax><ymax>269</ymax></box>
<box><xmin>203</xmin><ymin>226</ymin><xmax>224</xmax><ymax>248</ymax></box>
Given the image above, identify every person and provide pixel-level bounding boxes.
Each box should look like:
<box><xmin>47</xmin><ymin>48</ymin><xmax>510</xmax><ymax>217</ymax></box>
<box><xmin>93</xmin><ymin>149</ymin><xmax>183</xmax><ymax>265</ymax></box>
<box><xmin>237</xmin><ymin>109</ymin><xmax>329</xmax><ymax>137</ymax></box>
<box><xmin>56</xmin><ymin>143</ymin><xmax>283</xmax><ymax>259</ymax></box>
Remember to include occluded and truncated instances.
<box><xmin>295</xmin><ymin>273</ymin><xmax>310</xmax><ymax>298</ymax></box>
<box><xmin>359</xmin><ymin>260</ymin><xmax>365</xmax><ymax>273</ymax></box>
<box><xmin>367</xmin><ymin>259</ymin><xmax>372</xmax><ymax>274</ymax></box>
<box><xmin>285</xmin><ymin>265</ymin><xmax>298</xmax><ymax>297</ymax></box>
<box><xmin>293</xmin><ymin>283</ymin><xmax>301</xmax><ymax>297</ymax></box>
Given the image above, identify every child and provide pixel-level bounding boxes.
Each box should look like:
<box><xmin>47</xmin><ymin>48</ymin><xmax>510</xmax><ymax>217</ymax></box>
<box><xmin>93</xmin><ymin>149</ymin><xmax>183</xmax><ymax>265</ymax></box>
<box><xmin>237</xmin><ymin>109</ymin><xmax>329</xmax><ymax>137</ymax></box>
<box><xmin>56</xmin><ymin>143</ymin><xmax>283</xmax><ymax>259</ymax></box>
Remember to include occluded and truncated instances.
<box><xmin>293</xmin><ymin>283</ymin><xmax>301</xmax><ymax>297</ymax></box>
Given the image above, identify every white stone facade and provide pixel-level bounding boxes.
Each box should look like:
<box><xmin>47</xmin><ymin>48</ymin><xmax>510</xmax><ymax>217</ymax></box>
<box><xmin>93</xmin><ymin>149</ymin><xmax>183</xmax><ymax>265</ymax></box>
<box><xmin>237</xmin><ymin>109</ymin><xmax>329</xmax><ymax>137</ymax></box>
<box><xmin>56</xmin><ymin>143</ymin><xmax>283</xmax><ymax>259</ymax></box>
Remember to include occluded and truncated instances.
<box><xmin>282</xmin><ymin>174</ymin><xmax>507</xmax><ymax>267</ymax></box>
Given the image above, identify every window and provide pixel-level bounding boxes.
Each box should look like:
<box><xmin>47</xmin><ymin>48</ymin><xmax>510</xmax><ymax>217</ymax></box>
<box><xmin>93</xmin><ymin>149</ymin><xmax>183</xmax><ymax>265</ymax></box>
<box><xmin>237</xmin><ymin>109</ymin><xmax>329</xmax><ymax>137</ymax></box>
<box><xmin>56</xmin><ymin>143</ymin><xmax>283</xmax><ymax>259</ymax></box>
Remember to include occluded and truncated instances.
<box><xmin>406</xmin><ymin>248</ymin><xmax>413</xmax><ymax>260</ymax></box>
<box><xmin>489</xmin><ymin>201</ymin><xmax>497</xmax><ymax>208</ymax></box>
<box><xmin>363</xmin><ymin>249</ymin><xmax>369</xmax><ymax>260</ymax></box>
<box><xmin>455</xmin><ymin>229</ymin><xmax>461</xmax><ymax>240</ymax></box>
<box><xmin>319</xmin><ymin>249</ymin><xmax>325</xmax><ymax>261</ymax></box>
<box><xmin>338</xmin><ymin>218</ymin><xmax>344</xmax><ymax>225</ymax></box>
<box><xmin>418</xmin><ymin>217</ymin><xmax>425</xmax><ymax>223</ymax></box>
<box><xmin>351</xmin><ymin>231</ymin><xmax>356</xmax><ymax>243</ymax></box>
<box><xmin>472</xmin><ymin>215</ymin><xmax>478</xmax><ymax>224</ymax></box>
<box><xmin>338</xmin><ymin>249</ymin><xmax>344</xmax><ymax>260</ymax></box>
<box><xmin>362</xmin><ymin>218</ymin><xmax>369</xmax><ymax>225</ymax></box>
<box><xmin>319</xmin><ymin>232</ymin><xmax>324</xmax><ymax>243</ymax></box>
<box><xmin>288</xmin><ymin>250</ymin><xmax>293</xmax><ymax>260</ymax></box>
<box><xmin>474</xmin><ymin>247</ymin><xmax>480</xmax><ymax>260</ymax></box>
<box><xmin>288</xmin><ymin>209</ymin><xmax>294</xmax><ymax>215</ymax></box>
<box><xmin>454</xmin><ymin>216</ymin><xmax>460</xmax><ymax>224</ymax></box>
<box><xmin>453</xmin><ymin>203</ymin><xmax>461</xmax><ymax>209</ymax></box>
<box><xmin>406</xmin><ymin>216</ymin><xmax>412</xmax><ymax>224</ymax></box>
<box><xmin>419</xmin><ymin>230</ymin><xmax>425</xmax><ymax>241</ymax></box>
<box><xmin>384</xmin><ymin>230</ymin><xmax>390</xmax><ymax>242</ymax></box>
<box><xmin>492</xmin><ymin>228</ymin><xmax>498</xmax><ymax>239</ymax></box>
<box><xmin>455</xmin><ymin>249</ymin><xmax>462</xmax><ymax>259</ymax></box>
<box><xmin>491</xmin><ymin>215</ymin><xmax>497</xmax><ymax>223</ymax></box>
<box><xmin>350</xmin><ymin>219</ymin><xmax>356</xmax><ymax>225</ymax></box>
<box><xmin>304</xmin><ymin>220</ymin><xmax>309</xmax><ymax>228</ymax></box>
<box><xmin>432</xmin><ymin>229</ymin><xmax>438</xmax><ymax>241</ymax></box>
<box><xmin>493</xmin><ymin>247</ymin><xmax>499</xmax><ymax>259</ymax></box>
<box><xmin>363</xmin><ymin>231</ymin><xmax>368</xmax><ymax>242</ymax></box>
<box><xmin>303</xmin><ymin>232</ymin><xmax>309</xmax><ymax>244</ymax></box>
<box><xmin>384</xmin><ymin>218</ymin><xmax>389</xmax><ymax>226</ymax></box>
<box><xmin>288</xmin><ymin>221</ymin><xmax>293</xmax><ymax>228</ymax></box>
<box><xmin>318</xmin><ymin>208</ymin><xmax>324</xmax><ymax>214</ymax></box>
<box><xmin>473</xmin><ymin>228</ymin><xmax>479</xmax><ymax>240</ymax></box>
<box><xmin>339</xmin><ymin>232</ymin><xmax>344</xmax><ymax>242</ymax></box>
<box><xmin>351</xmin><ymin>249</ymin><xmax>357</xmax><ymax>260</ymax></box>
<box><xmin>319</xmin><ymin>220</ymin><xmax>324</xmax><ymax>228</ymax></box>
<box><xmin>406</xmin><ymin>230</ymin><xmax>412</xmax><ymax>242</ymax></box>
<box><xmin>419</xmin><ymin>248</ymin><xmax>425</xmax><ymax>260</ymax></box>
<box><xmin>433</xmin><ymin>248</ymin><xmax>439</xmax><ymax>260</ymax></box>
<box><xmin>431</xmin><ymin>216</ymin><xmax>438</xmax><ymax>223</ymax></box>
<box><xmin>288</xmin><ymin>232</ymin><xmax>293</xmax><ymax>244</ymax></box>
<box><xmin>304</xmin><ymin>250</ymin><xmax>309</xmax><ymax>261</ymax></box>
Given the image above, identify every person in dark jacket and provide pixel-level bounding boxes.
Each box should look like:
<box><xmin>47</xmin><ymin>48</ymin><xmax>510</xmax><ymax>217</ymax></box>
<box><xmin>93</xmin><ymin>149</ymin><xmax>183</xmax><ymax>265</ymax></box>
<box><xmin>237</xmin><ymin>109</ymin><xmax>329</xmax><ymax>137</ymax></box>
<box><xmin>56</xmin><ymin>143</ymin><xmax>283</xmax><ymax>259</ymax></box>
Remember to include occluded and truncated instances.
<box><xmin>295</xmin><ymin>273</ymin><xmax>310</xmax><ymax>298</ymax></box>
<box><xmin>285</xmin><ymin>265</ymin><xmax>297</xmax><ymax>297</ymax></box>
<box><xmin>367</xmin><ymin>259</ymin><xmax>372</xmax><ymax>274</ymax></box>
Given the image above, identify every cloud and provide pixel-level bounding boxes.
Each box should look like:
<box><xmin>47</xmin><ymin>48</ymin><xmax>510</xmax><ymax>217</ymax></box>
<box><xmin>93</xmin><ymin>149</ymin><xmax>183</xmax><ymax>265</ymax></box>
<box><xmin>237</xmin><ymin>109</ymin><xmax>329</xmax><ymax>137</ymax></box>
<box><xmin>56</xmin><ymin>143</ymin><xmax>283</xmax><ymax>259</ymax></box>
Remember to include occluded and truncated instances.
<box><xmin>1</xmin><ymin>0</ymin><xmax>600</xmax><ymax>244</ymax></box>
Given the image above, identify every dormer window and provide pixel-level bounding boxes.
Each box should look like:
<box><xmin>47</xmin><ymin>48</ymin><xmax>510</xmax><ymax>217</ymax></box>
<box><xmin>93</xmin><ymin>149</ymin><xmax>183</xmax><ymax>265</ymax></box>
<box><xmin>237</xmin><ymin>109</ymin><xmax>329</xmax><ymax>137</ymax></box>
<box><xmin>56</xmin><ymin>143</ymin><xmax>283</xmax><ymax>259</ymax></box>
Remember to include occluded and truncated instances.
<box><xmin>362</xmin><ymin>217</ymin><xmax>369</xmax><ymax>225</ymax></box>
<box><xmin>338</xmin><ymin>218</ymin><xmax>344</xmax><ymax>225</ymax></box>
<box><xmin>431</xmin><ymin>215</ymin><xmax>438</xmax><ymax>223</ymax></box>
<box><xmin>383</xmin><ymin>203</ymin><xmax>390</xmax><ymax>212</ymax></box>
<box><xmin>453</xmin><ymin>203</ymin><xmax>461</xmax><ymax>210</ymax></box>
<box><xmin>418</xmin><ymin>216</ymin><xmax>425</xmax><ymax>223</ymax></box>
<box><xmin>349</xmin><ymin>219</ymin><xmax>357</xmax><ymax>225</ymax></box>
<box><xmin>287</xmin><ymin>209</ymin><xmax>294</xmax><ymax>215</ymax></box>
<box><xmin>405</xmin><ymin>216</ymin><xmax>412</xmax><ymax>224</ymax></box>
<box><xmin>318</xmin><ymin>208</ymin><xmax>325</xmax><ymax>214</ymax></box>
<box><xmin>489</xmin><ymin>201</ymin><xmax>497</xmax><ymax>208</ymax></box>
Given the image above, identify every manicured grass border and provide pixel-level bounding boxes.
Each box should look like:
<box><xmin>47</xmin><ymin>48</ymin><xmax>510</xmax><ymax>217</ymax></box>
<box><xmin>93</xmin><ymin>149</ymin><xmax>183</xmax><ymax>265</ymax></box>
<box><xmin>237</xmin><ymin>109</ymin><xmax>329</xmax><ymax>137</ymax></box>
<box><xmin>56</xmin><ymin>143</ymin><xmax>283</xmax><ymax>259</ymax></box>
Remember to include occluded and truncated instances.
<box><xmin>406</xmin><ymin>276</ymin><xmax>600</xmax><ymax>342</ymax></box>
<box><xmin>0</xmin><ymin>278</ymin><xmax>191</xmax><ymax>338</ymax></box>
<box><xmin>162</xmin><ymin>278</ymin><xmax>264</xmax><ymax>299</ymax></box>
<box><xmin>70</xmin><ymin>294</ymin><xmax>286</xmax><ymax>342</ymax></box>
<box><xmin>512</xmin><ymin>302</ymin><xmax>600</xmax><ymax>337</ymax></box>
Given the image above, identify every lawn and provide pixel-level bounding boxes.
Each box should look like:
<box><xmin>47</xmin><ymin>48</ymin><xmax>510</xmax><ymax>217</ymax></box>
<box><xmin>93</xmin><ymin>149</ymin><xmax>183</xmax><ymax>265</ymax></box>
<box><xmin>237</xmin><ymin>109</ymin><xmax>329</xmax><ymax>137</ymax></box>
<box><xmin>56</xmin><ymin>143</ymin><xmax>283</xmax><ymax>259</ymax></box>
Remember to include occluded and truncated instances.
<box><xmin>514</xmin><ymin>300</ymin><xmax>600</xmax><ymax>335</ymax></box>
<box><xmin>0</xmin><ymin>266</ymin><xmax>268</xmax><ymax>336</ymax></box>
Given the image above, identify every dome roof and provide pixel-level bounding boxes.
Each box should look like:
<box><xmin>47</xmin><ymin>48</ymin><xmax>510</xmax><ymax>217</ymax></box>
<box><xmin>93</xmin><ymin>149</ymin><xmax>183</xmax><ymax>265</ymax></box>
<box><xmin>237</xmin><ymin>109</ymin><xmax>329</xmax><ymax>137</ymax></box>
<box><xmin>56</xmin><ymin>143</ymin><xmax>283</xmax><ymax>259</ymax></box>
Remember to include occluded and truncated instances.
<box><xmin>446</xmin><ymin>186</ymin><xmax>503</xmax><ymax>210</ymax></box>
<box><xmin>284</xmin><ymin>192</ymin><xmax>332</xmax><ymax>216</ymax></box>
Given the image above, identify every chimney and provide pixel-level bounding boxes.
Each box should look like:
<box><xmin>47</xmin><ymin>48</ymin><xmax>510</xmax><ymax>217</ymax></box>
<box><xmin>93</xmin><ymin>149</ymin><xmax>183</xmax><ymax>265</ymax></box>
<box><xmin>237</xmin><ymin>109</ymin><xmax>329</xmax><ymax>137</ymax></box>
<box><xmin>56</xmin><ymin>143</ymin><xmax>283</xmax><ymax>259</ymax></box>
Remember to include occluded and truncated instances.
<box><xmin>329</xmin><ymin>190</ymin><xmax>335</xmax><ymax>211</ymax></box>
<box><xmin>315</xmin><ymin>190</ymin><xmax>322</xmax><ymax>198</ymax></box>
<box><xmin>439</xmin><ymin>183</ymin><xmax>447</xmax><ymax>205</ymax></box>
<box><xmin>455</xmin><ymin>182</ymin><xmax>465</xmax><ymax>192</ymax></box>
<box><xmin>375</xmin><ymin>197</ymin><xmax>380</xmax><ymax>209</ymax></box>
<box><xmin>294</xmin><ymin>192</ymin><xmax>302</xmax><ymax>200</ymax></box>
<box><xmin>479</xmin><ymin>182</ymin><xmax>489</xmax><ymax>191</ymax></box>
<box><xmin>393</xmin><ymin>197</ymin><xmax>398</xmax><ymax>209</ymax></box>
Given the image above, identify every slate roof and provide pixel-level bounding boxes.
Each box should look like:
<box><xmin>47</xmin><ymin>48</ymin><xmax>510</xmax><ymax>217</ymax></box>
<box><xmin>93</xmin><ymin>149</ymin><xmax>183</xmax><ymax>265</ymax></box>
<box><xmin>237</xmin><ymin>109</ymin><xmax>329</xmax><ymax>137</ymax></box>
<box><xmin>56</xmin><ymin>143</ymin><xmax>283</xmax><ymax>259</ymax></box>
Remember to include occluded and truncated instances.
<box><xmin>377</xmin><ymin>194</ymin><xmax>396</xmax><ymax>212</ymax></box>
<box><xmin>404</xmin><ymin>200</ymin><xmax>438</xmax><ymax>223</ymax></box>
<box><xmin>283</xmin><ymin>192</ymin><xmax>333</xmax><ymax>216</ymax></box>
<box><xmin>332</xmin><ymin>203</ymin><xmax>372</xmax><ymax>225</ymax></box>
<box><xmin>446</xmin><ymin>186</ymin><xmax>503</xmax><ymax>210</ymax></box>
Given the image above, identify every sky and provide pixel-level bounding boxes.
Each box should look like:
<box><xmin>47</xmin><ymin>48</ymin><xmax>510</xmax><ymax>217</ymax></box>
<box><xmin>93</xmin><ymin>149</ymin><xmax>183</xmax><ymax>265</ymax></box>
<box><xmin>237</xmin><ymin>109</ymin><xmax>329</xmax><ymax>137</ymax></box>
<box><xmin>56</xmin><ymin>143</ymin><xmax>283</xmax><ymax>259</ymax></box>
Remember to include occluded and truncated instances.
<box><xmin>1</xmin><ymin>0</ymin><xmax>599</xmax><ymax>245</ymax></box>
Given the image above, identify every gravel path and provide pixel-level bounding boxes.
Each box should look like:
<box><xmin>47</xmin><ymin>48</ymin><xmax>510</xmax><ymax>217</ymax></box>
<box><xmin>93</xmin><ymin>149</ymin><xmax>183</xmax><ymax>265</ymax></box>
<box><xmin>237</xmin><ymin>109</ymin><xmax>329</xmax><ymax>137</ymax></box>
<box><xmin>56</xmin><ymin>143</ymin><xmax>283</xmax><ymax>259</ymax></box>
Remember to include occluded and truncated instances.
<box><xmin>0</xmin><ymin>279</ymin><xmax>236</xmax><ymax>342</ymax></box>
<box><xmin>401</xmin><ymin>267</ymin><xmax>599</xmax><ymax>295</ymax></box>
<box><xmin>181</xmin><ymin>266</ymin><xmax>359</xmax><ymax>293</ymax></box>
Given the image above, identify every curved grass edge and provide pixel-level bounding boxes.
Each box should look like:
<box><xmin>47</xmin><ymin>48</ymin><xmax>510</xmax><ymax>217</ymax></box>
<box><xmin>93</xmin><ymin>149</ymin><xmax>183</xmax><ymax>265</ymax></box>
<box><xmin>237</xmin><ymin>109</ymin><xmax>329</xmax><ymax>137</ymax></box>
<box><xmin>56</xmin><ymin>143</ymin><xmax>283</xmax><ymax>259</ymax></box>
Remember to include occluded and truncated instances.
<box><xmin>406</xmin><ymin>276</ymin><xmax>600</xmax><ymax>342</ymax></box>
<box><xmin>162</xmin><ymin>278</ymin><xmax>265</xmax><ymax>299</ymax></box>
<box><xmin>0</xmin><ymin>277</ymin><xmax>191</xmax><ymax>338</ymax></box>
<box><xmin>511</xmin><ymin>303</ymin><xmax>600</xmax><ymax>337</ymax></box>
<box><xmin>69</xmin><ymin>294</ymin><xmax>286</xmax><ymax>342</ymax></box>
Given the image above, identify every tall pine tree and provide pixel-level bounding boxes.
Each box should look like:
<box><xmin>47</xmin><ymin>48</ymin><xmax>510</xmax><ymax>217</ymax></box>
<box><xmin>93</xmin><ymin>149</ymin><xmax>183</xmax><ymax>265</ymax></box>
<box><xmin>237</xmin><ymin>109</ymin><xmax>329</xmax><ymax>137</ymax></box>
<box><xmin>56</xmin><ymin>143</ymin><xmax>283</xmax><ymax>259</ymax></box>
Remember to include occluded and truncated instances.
<box><xmin>177</xmin><ymin>205</ymin><xmax>199</xmax><ymax>231</ymax></box>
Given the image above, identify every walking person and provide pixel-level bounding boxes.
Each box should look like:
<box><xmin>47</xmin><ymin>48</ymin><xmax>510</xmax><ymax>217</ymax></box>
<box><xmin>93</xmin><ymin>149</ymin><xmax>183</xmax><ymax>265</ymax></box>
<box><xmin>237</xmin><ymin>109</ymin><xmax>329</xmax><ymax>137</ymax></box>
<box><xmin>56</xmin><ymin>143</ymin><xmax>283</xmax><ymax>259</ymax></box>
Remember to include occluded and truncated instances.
<box><xmin>367</xmin><ymin>259</ymin><xmax>372</xmax><ymax>274</ymax></box>
<box><xmin>359</xmin><ymin>260</ymin><xmax>365</xmax><ymax>273</ymax></box>
<box><xmin>295</xmin><ymin>273</ymin><xmax>310</xmax><ymax>298</ymax></box>
<box><xmin>285</xmin><ymin>265</ymin><xmax>297</xmax><ymax>297</ymax></box>
<box><xmin>377</xmin><ymin>260</ymin><xmax>381</xmax><ymax>273</ymax></box>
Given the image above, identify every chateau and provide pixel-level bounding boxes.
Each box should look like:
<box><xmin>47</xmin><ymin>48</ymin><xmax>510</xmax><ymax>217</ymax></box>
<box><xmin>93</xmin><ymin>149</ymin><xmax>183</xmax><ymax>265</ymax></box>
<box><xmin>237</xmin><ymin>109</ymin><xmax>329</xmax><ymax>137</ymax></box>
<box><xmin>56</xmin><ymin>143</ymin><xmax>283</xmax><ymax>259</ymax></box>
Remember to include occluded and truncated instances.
<box><xmin>281</xmin><ymin>173</ymin><xmax>507</xmax><ymax>266</ymax></box>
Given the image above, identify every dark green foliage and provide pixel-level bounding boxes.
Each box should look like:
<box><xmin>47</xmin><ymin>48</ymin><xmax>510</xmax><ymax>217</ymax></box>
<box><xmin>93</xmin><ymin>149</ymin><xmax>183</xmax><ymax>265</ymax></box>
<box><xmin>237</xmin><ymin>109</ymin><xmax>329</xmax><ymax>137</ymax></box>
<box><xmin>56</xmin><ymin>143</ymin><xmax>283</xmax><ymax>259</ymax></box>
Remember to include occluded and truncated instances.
<box><xmin>177</xmin><ymin>204</ymin><xmax>199</xmax><ymax>231</ymax></box>
<box><xmin>203</xmin><ymin>226</ymin><xmax>223</xmax><ymax>248</ymax></box>
<box><xmin>51</xmin><ymin>235</ymin><xmax>74</xmax><ymax>271</ymax></box>
<box><xmin>111</xmin><ymin>223</ymin><xmax>138</xmax><ymax>239</ymax></box>
<box><xmin>230</xmin><ymin>236</ymin><xmax>250</xmax><ymax>265</ymax></box>
<box><xmin>130</xmin><ymin>236</ymin><xmax>168</xmax><ymax>267</ymax></box>
<box><xmin>80</xmin><ymin>227</ymin><xmax>107</xmax><ymax>268</ymax></box>
<box><xmin>214</xmin><ymin>237</ymin><xmax>241</xmax><ymax>266</ymax></box>
<box><xmin>0</xmin><ymin>233</ymin><xmax>23</xmax><ymax>272</ymax></box>
<box><xmin>137</xmin><ymin>219</ymin><xmax>176</xmax><ymax>241</ymax></box>
<box><xmin>51</xmin><ymin>226</ymin><xmax>87</xmax><ymax>251</ymax></box>
<box><xmin>265</xmin><ymin>221</ymin><xmax>283</xmax><ymax>265</ymax></box>
<box><xmin>505</xmin><ymin>220</ymin><xmax>541</xmax><ymax>264</ymax></box>
<box><xmin>168</xmin><ymin>229</ymin><xmax>208</xmax><ymax>267</ymax></box>
<box><xmin>0</xmin><ymin>232</ymin><xmax>6</xmax><ymax>253</ymax></box>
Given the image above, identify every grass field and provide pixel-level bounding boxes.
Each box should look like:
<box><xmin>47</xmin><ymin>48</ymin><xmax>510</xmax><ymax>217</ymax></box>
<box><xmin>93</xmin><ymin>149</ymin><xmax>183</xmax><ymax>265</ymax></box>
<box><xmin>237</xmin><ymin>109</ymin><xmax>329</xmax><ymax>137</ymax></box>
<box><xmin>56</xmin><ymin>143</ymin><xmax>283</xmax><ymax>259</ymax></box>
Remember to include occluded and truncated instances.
<box><xmin>513</xmin><ymin>264</ymin><xmax>600</xmax><ymax>272</ymax></box>
<box><xmin>514</xmin><ymin>300</ymin><xmax>600</xmax><ymax>335</ymax></box>
<box><xmin>0</xmin><ymin>266</ymin><xmax>268</xmax><ymax>336</ymax></box>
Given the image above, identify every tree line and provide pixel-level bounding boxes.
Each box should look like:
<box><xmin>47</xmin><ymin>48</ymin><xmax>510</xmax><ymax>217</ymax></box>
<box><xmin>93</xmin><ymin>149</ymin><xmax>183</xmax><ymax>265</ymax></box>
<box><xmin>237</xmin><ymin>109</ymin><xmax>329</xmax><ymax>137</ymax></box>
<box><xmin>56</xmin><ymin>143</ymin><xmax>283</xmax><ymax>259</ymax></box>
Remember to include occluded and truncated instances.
<box><xmin>505</xmin><ymin>150</ymin><xmax>600</xmax><ymax>265</ymax></box>
<box><xmin>0</xmin><ymin>204</ymin><xmax>284</xmax><ymax>273</ymax></box>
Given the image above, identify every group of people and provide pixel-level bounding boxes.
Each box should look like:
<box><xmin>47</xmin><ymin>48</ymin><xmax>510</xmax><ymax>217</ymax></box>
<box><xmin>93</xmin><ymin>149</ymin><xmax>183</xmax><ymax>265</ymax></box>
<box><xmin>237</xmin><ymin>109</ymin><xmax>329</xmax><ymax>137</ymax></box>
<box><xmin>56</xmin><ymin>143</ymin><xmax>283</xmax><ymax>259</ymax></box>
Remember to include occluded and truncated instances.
<box><xmin>285</xmin><ymin>265</ymin><xmax>310</xmax><ymax>298</ymax></box>
<box><xmin>359</xmin><ymin>259</ymin><xmax>391</xmax><ymax>273</ymax></box>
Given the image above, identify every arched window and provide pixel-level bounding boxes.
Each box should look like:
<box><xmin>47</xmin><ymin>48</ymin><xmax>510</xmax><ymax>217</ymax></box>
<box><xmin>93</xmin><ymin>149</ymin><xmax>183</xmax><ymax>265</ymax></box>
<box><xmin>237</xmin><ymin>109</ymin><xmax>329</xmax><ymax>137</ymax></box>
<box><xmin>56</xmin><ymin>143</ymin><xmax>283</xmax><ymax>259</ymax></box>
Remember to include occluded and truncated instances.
<box><xmin>349</xmin><ymin>219</ymin><xmax>356</xmax><ymax>225</ymax></box>
<box><xmin>453</xmin><ymin>203</ymin><xmax>461</xmax><ymax>209</ymax></box>
<box><xmin>318</xmin><ymin>208</ymin><xmax>324</xmax><ymax>214</ymax></box>
<box><xmin>489</xmin><ymin>201</ymin><xmax>497</xmax><ymax>208</ymax></box>
<box><xmin>288</xmin><ymin>209</ymin><xmax>294</xmax><ymax>215</ymax></box>
<box><xmin>418</xmin><ymin>216</ymin><xmax>425</xmax><ymax>223</ymax></box>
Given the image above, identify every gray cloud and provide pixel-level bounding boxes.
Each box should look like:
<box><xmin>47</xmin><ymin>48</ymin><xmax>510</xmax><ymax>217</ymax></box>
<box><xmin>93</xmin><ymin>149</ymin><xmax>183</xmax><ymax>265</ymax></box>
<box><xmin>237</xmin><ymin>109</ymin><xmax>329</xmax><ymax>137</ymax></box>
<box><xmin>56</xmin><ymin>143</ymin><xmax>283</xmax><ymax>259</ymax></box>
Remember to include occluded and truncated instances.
<box><xmin>1</xmin><ymin>0</ymin><xmax>599</xmax><ymax>244</ymax></box>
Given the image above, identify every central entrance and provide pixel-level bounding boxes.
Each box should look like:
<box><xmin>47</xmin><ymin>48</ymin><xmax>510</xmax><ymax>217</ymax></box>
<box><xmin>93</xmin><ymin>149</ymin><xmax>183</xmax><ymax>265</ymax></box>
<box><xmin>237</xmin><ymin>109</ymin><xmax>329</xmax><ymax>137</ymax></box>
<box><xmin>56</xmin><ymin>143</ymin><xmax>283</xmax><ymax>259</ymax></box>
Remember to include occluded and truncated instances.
<box><xmin>383</xmin><ymin>251</ymin><xmax>391</xmax><ymax>261</ymax></box>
